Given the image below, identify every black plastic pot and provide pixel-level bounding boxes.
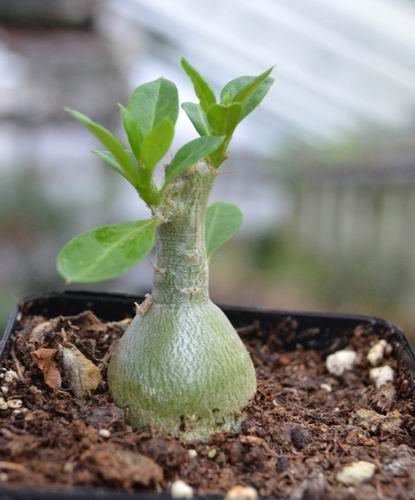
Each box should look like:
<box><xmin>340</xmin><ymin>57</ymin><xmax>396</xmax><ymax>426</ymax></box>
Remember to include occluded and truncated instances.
<box><xmin>1</xmin><ymin>290</ymin><xmax>414</xmax><ymax>500</ymax></box>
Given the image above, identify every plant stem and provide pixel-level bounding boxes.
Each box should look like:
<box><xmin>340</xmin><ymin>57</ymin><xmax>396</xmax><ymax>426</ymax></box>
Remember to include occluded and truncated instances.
<box><xmin>108</xmin><ymin>162</ymin><xmax>256</xmax><ymax>440</ymax></box>
<box><xmin>152</xmin><ymin>163</ymin><xmax>214</xmax><ymax>305</ymax></box>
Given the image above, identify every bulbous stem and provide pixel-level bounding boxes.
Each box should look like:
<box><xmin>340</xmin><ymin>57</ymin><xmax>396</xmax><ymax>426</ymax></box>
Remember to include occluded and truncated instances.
<box><xmin>108</xmin><ymin>162</ymin><xmax>256</xmax><ymax>440</ymax></box>
<box><xmin>153</xmin><ymin>163</ymin><xmax>214</xmax><ymax>304</ymax></box>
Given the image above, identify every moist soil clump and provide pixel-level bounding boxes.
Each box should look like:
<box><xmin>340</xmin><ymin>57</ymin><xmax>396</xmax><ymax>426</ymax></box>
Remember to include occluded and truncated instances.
<box><xmin>0</xmin><ymin>308</ymin><xmax>414</xmax><ymax>499</ymax></box>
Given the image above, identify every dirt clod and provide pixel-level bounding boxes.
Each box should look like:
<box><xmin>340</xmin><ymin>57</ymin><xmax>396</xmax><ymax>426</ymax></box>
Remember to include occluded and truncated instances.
<box><xmin>290</xmin><ymin>425</ymin><xmax>311</xmax><ymax>449</ymax></box>
<box><xmin>82</xmin><ymin>444</ymin><xmax>163</xmax><ymax>488</ymax></box>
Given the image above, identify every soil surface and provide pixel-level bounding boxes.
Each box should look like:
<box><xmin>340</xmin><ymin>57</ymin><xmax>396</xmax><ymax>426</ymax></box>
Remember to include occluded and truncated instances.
<box><xmin>0</xmin><ymin>308</ymin><xmax>414</xmax><ymax>499</ymax></box>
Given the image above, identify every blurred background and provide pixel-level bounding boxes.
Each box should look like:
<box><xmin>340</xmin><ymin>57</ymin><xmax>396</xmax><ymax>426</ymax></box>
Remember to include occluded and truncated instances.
<box><xmin>1</xmin><ymin>0</ymin><xmax>415</xmax><ymax>339</ymax></box>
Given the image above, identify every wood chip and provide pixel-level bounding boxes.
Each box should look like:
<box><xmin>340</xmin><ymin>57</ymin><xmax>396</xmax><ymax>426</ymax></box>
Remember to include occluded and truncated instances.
<box><xmin>61</xmin><ymin>346</ymin><xmax>101</xmax><ymax>398</ymax></box>
<box><xmin>32</xmin><ymin>348</ymin><xmax>62</xmax><ymax>390</ymax></box>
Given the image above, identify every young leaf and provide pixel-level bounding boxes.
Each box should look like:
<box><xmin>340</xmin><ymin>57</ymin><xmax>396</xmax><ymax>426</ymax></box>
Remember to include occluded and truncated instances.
<box><xmin>220</xmin><ymin>75</ymin><xmax>274</xmax><ymax>119</ymax></box>
<box><xmin>65</xmin><ymin>108</ymin><xmax>138</xmax><ymax>186</ymax></box>
<box><xmin>57</xmin><ymin>219</ymin><xmax>158</xmax><ymax>283</ymax></box>
<box><xmin>205</xmin><ymin>202</ymin><xmax>243</xmax><ymax>257</ymax></box>
<box><xmin>233</xmin><ymin>67</ymin><xmax>273</xmax><ymax>104</ymax></box>
<box><xmin>141</xmin><ymin>118</ymin><xmax>174</xmax><ymax>171</ymax></box>
<box><xmin>120</xmin><ymin>105</ymin><xmax>142</xmax><ymax>159</ymax></box>
<box><xmin>182</xmin><ymin>102</ymin><xmax>210</xmax><ymax>136</ymax></box>
<box><xmin>128</xmin><ymin>78</ymin><xmax>179</xmax><ymax>136</ymax></box>
<box><xmin>92</xmin><ymin>150</ymin><xmax>128</xmax><ymax>180</ymax></box>
<box><xmin>163</xmin><ymin>136</ymin><xmax>225</xmax><ymax>188</ymax></box>
<box><xmin>207</xmin><ymin>103</ymin><xmax>242</xmax><ymax>136</ymax></box>
<box><xmin>181</xmin><ymin>58</ymin><xmax>216</xmax><ymax>113</ymax></box>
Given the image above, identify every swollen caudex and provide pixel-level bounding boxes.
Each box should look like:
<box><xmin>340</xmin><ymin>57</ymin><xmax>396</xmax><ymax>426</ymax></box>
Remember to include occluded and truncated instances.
<box><xmin>108</xmin><ymin>168</ymin><xmax>256</xmax><ymax>439</ymax></box>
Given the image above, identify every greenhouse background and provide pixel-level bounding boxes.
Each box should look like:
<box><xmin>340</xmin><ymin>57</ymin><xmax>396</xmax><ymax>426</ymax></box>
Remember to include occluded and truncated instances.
<box><xmin>1</xmin><ymin>0</ymin><xmax>415</xmax><ymax>338</ymax></box>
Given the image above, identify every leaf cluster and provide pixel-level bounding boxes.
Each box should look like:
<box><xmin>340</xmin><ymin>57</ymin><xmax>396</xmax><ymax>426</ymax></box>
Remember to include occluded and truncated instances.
<box><xmin>58</xmin><ymin>59</ymin><xmax>274</xmax><ymax>283</ymax></box>
<box><xmin>181</xmin><ymin>58</ymin><xmax>274</xmax><ymax>167</ymax></box>
<box><xmin>66</xmin><ymin>78</ymin><xmax>222</xmax><ymax>208</ymax></box>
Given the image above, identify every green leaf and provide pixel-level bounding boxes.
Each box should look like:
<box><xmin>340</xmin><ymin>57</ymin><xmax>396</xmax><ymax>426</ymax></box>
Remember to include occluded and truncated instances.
<box><xmin>220</xmin><ymin>75</ymin><xmax>274</xmax><ymax>119</ymax></box>
<box><xmin>182</xmin><ymin>102</ymin><xmax>210</xmax><ymax>136</ymax></box>
<box><xmin>163</xmin><ymin>136</ymin><xmax>225</xmax><ymax>188</ymax></box>
<box><xmin>57</xmin><ymin>220</ymin><xmax>157</xmax><ymax>283</ymax></box>
<box><xmin>207</xmin><ymin>103</ymin><xmax>242</xmax><ymax>136</ymax></box>
<box><xmin>141</xmin><ymin>118</ymin><xmax>174</xmax><ymax>170</ymax></box>
<box><xmin>92</xmin><ymin>150</ymin><xmax>128</xmax><ymax>180</ymax></box>
<box><xmin>120</xmin><ymin>104</ymin><xmax>142</xmax><ymax>159</ymax></box>
<box><xmin>181</xmin><ymin>58</ymin><xmax>216</xmax><ymax>113</ymax></box>
<box><xmin>65</xmin><ymin>108</ymin><xmax>138</xmax><ymax>186</ymax></box>
<box><xmin>205</xmin><ymin>202</ymin><xmax>243</xmax><ymax>257</ymax></box>
<box><xmin>233</xmin><ymin>67</ymin><xmax>273</xmax><ymax>104</ymax></box>
<box><xmin>221</xmin><ymin>91</ymin><xmax>233</xmax><ymax>105</ymax></box>
<box><xmin>128</xmin><ymin>78</ymin><xmax>179</xmax><ymax>136</ymax></box>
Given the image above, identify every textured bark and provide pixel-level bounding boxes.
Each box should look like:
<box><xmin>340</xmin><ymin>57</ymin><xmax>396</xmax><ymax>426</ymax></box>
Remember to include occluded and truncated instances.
<box><xmin>108</xmin><ymin>162</ymin><xmax>256</xmax><ymax>440</ymax></box>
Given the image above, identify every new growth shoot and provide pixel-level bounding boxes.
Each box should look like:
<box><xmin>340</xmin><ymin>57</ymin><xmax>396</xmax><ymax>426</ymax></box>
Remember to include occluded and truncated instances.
<box><xmin>58</xmin><ymin>58</ymin><xmax>274</xmax><ymax>439</ymax></box>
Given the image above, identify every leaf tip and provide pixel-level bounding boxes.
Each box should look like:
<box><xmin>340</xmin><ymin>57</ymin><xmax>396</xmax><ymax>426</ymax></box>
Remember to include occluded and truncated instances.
<box><xmin>64</xmin><ymin>107</ymin><xmax>76</xmax><ymax>117</ymax></box>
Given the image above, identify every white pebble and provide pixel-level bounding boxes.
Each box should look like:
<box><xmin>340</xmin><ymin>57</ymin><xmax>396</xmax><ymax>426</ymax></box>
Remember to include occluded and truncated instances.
<box><xmin>370</xmin><ymin>365</ymin><xmax>394</xmax><ymax>389</ymax></box>
<box><xmin>320</xmin><ymin>383</ymin><xmax>332</xmax><ymax>392</ymax></box>
<box><xmin>171</xmin><ymin>480</ymin><xmax>194</xmax><ymax>499</ymax></box>
<box><xmin>98</xmin><ymin>429</ymin><xmax>111</xmax><ymax>438</ymax></box>
<box><xmin>63</xmin><ymin>462</ymin><xmax>74</xmax><ymax>473</ymax></box>
<box><xmin>384</xmin><ymin>458</ymin><xmax>409</xmax><ymax>476</ymax></box>
<box><xmin>188</xmin><ymin>449</ymin><xmax>197</xmax><ymax>458</ymax></box>
<box><xmin>225</xmin><ymin>485</ymin><xmax>258</xmax><ymax>500</ymax></box>
<box><xmin>4</xmin><ymin>370</ymin><xmax>18</xmax><ymax>384</ymax></box>
<box><xmin>326</xmin><ymin>350</ymin><xmax>357</xmax><ymax>376</ymax></box>
<box><xmin>367</xmin><ymin>340</ymin><xmax>390</xmax><ymax>366</ymax></box>
<box><xmin>1</xmin><ymin>386</ymin><xmax>8</xmax><ymax>394</ymax></box>
<box><xmin>0</xmin><ymin>472</ymin><xmax>8</xmax><ymax>482</ymax></box>
<box><xmin>0</xmin><ymin>398</ymin><xmax>8</xmax><ymax>411</ymax></box>
<box><xmin>336</xmin><ymin>461</ymin><xmax>375</xmax><ymax>486</ymax></box>
<box><xmin>7</xmin><ymin>399</ymin><xmax>22</xmax><ymax>409</ymax></box>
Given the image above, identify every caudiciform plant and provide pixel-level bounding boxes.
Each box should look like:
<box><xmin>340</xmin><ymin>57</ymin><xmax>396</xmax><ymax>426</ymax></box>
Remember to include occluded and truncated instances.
<box><xmin>58</xmin><ymin>59</ymin><xmax>274</xmax><ymax>439</ymax></box>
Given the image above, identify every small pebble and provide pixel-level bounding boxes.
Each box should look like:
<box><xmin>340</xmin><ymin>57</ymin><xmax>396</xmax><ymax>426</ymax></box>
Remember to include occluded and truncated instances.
<box><xmin>0</xmin><ymin>473</ymin><xmax>8</xmax><ymax>482</ymax></box>
<box><xmin>0</xmin><ymin>398</ymin><xmax>8</xmax><ymax>411</ymax></box>
<box><xmin>4</xmin><ymin>370</ymin><xmax>18</xmax><ymax>384</ymax></box>
<box><xmin>171</xmin><ymin>479</ymin><xmax>194</xmax><ymax>499</ymax></box>
<box><xmin>367</xmin><ymin>340</ymin><xmax>391</xmax><ymax>366</ymax></box>
<box><xmin>370</xmin><ymin>365</ymin><xmax>394</xmax><ymax>389</ymax></box>
<box><xmin>207</xmin><ymin>448</ymin><xmax>217</xmax><ymax>459</ymax></box>
<box><xmin>1</xmin><ymin>386</ymin><xmax>8</xmax><ymax>394</ymax></box>
<box><xmin>188</xmin><ymin>449</ymin><xmax>197</xmax><ymax>458</ymax></box>
<box><xmin>320</xmin><ymin>383</ymin><xmax>332</xmax><ymax>392</ymax></box>
<box><xmin>326</xmin><ymin>350</ymin><xmax>357</xmax><ymax>376</ymax></box>
<box><xmin>225</xmin><ymin>485</ymin><xmax>258</xmax><ymax>500</ymax></box>
<box><xmin>7</xmin><ymin>399</ymin><xmax>23</xmax><ymax>409</ymax></box>
<box><xmin>98</xmin><ymin>429</ymin><xmax>111</xmax><ymax>438</ymax></box>
<box><xmin>63</xmin><ymin>462</ymin><xmax>75</xmax><ymax>473</ymax></box>
<box><xmin>384</xmin><ymin>458</ymin><xmax>408</xmax><ymax>476</ymax></box>
<box><xmin>336</xmin><ymin>461</ymin><xmax>375</xmax><ymax>486</ymax></box>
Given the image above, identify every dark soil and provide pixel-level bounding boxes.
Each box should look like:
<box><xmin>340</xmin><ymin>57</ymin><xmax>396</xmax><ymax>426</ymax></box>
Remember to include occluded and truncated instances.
<box><xmin>0</xmin><ymin>309</ymin><xmax>414</xmax><ymax>499</ymax></box>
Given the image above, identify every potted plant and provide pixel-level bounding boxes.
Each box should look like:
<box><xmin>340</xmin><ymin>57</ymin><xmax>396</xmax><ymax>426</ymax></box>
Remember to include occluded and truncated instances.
<box><xmin>1</xmin><ymin>59</ymin><xmax>414</xmax><ymax>499</ymax></box>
